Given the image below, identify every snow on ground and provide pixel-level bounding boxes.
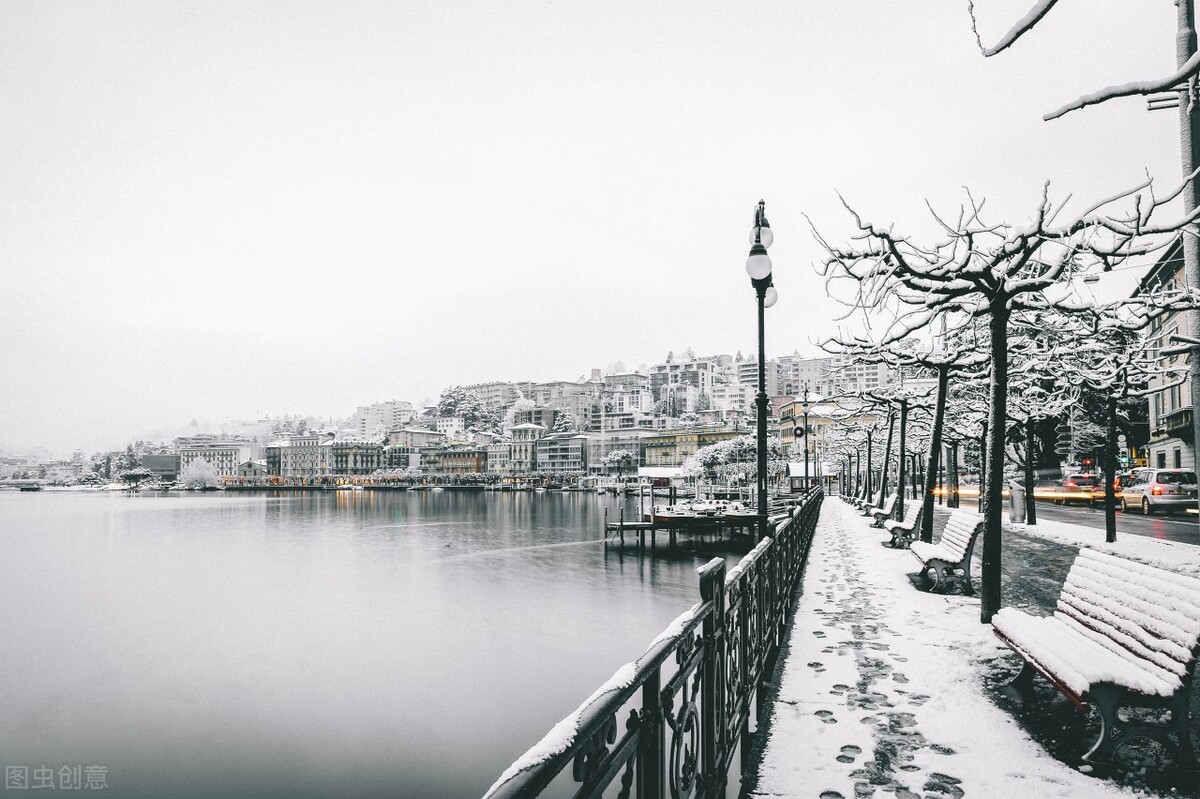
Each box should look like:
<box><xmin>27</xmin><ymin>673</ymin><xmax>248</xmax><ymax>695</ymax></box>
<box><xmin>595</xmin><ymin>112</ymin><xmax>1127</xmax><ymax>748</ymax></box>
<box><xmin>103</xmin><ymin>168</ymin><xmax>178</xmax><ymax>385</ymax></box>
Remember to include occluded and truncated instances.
<box><xmin>750</xmin><ymin>499</ymin><xmax>1160</xmax><ymax>799</ymax></box>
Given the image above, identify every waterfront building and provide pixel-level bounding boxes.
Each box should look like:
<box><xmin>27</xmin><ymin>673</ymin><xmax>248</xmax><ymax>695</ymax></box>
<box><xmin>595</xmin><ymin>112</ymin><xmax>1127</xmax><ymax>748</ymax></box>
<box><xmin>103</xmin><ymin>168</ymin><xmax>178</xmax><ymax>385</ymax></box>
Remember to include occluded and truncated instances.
<box><xmin>235</xmin><ymin>459</ymin><xmax>267</xmax><ymax>478</ymax></box>
<box><xmin>142</xmin><ymin>454</ymin><xmax>181</xmax><ymax>482</ymax></box>
<box><xmin>535</xmin><ymin>433</ymin><xmax>589</xmax><ymax>476</ymax></box>
<box><xmin>778</xmin><ymin>396</ymin><xmax>882</xmax><ymax>465</ymax></box>
<box><xmin>330</xmin><ymin>440</ymin><xmax>382</xmax><ymax>476</ymax></box>
<box><xmin>177</xmin><ymin>435</ymin><xmax>260</xmax><ymax>478</ymax></box>
<box><xmin>267</xmin><ymin>433</ymin><xmax>332</xmax><ymax>478</ymax></box>
<box><xmin>386</xmin><ymin>427</ymin><xmax>449</xmax><ymax>450</ymax></box>
<box><xmin>439</xmin><ymin>447</ymin><xmax>487</xmax><ymax>474</ymax></box>
<box><xmin>486</xmin><ymin>442</ymin><xmax>512</xmax><ymax>474</ymax></box>
<box><xmin>587</xmin><ymin>431</ymin><xmax>645</xmax><ymax>474</ymax></box>
<box><xmin>642</xmin><ymin>425</ymin><xmax>742</xmax><ymax>468</ymax></box>
<box><xmin>382</xmin><ymin>444</ymin><xmax>417</xmax><ymax>471</ymax></box>
<box><xmin>508</xmin><ymin>423</ymin><xmax>547</xmax><ymax>472</ymax></box>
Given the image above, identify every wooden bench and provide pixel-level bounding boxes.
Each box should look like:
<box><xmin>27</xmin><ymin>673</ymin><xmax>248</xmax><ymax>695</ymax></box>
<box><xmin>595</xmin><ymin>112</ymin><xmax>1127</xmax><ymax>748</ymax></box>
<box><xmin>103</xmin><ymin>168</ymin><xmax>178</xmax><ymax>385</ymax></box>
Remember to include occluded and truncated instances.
<box><xmin>868</xmin><ymin>493</ymin><xmax>898</xmax><ymax>527</ymax></box>
<box><xmin>908</xmin><ymin>509</ymin><xmax>984</xmax><ymax>594</ymax></box>
<box><xmin>883</xmin><ymin>502</ymin><xmax>921</xmax><ymax>548</ymax></box>
<box><xmin>992</xmin><ymin>549</ymin><xmax>1200</xmax><ymax>770</ymax></box>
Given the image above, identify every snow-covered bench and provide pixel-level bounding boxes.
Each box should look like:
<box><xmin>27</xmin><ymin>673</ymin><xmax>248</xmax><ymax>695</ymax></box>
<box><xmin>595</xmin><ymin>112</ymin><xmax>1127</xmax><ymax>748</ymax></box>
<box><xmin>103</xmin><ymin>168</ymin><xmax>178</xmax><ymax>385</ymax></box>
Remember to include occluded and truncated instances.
<box><xmin>868</xmin><ymin>493</ymin><xmax>898</xmax><ymax>527</ymax></box>
<box><xmin>993</xmin><ymin>549</ymin><xmax>1200</xmax><ymax>769</ymax></box>
<box><xmin>883</xmin><ymin>502</ymin><xmax>921</xmax><ymax>548</ymax></box>
<box><xmin>909</xmin><ymin>509</ymin><xmax>984</xmax><ymax>594</ymax></box>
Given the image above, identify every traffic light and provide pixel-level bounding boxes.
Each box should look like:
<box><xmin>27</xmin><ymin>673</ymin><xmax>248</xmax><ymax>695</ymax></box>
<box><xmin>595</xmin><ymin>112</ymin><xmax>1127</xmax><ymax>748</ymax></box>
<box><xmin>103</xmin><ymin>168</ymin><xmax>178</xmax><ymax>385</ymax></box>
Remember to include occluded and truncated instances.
<box><xmin>1082</xmin><ymin>457</ymin><xmax>1094</xmax><ymax>469</ymax></box>
<box><xmin>1054</xmin><ymin>422</ymin><xmax>1071</xmax><ymax>456</ymax></box>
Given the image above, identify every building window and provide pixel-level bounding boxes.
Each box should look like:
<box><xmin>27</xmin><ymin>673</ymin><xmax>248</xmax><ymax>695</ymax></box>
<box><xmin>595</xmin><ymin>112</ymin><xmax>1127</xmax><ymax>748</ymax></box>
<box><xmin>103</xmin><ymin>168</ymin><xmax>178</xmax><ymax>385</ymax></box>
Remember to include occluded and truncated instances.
<box><xmin>1174</xmin><ymin>448</ymin><xmax>1182</xmax><ymax>469</ymax></box>
<box><xmin>1158</xmin><ymin>451</ymin><xmax>1167</xmax><ymax>469</ymax></box>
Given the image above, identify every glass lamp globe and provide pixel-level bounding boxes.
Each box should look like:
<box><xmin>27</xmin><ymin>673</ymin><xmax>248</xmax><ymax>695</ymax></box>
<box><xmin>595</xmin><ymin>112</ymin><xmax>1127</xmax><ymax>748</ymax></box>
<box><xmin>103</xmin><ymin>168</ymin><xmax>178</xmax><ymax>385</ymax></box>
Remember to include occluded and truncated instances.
<box><xmin>745</xmin><ymin>244</ymin><xmax>772</xmax><ymax>280</ymax></box>
<box><xmin>749</xmin><ymin>225</ymin><xmax>774</xmax><ymax>248</ymax></box>
<box><xmin>763</xmin><ymin>285</ymin><xmax>778</xmax><ymax>308</ymax></box>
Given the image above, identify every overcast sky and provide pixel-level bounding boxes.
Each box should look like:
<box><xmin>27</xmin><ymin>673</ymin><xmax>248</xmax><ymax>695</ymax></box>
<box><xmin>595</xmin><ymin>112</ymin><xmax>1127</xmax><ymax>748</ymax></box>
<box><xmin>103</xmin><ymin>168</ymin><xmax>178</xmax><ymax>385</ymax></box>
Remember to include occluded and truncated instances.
<box><xmin>0</xmin><ymin>1</ymin><xmax>1185</xmax><ymax>456</ymax></box>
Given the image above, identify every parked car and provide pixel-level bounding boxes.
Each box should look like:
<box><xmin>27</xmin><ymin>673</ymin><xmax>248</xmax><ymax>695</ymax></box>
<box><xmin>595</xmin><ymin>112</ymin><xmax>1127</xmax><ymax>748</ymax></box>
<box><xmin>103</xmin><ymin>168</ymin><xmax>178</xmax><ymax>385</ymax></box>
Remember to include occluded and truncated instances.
<box><xmin>1053</xmin><ymin>474</ymin><xmax>1098</xmax><ymax>505</ymax></box>
<box><xmin>1119</xmin><ymin>468</ymin><xmax>1199</xmax><ymax>514</ymax></box>
<box><xmin>1088</xmin><ymin>473</ymin><xmax>1136</xmax><ymax>506</ymax></box>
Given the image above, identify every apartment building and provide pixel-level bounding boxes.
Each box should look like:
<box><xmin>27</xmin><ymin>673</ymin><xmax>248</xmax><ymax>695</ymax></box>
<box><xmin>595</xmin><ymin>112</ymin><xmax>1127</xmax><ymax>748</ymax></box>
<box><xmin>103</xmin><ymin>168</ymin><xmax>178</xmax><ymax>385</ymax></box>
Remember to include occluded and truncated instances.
<box><xmin>1138</xmin><ymin>239</ymin><xmax>1194</xmax><ymax>470</ymax></box>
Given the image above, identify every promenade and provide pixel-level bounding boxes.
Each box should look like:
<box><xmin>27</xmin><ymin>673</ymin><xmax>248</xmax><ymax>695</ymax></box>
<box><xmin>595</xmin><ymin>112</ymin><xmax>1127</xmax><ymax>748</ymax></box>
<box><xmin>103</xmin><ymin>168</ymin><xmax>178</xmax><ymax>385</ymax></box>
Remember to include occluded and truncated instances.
<box><xmin>747</xmin><ymin>499</ymin><xmax>1200</xmax><ymax>799</ymax></box>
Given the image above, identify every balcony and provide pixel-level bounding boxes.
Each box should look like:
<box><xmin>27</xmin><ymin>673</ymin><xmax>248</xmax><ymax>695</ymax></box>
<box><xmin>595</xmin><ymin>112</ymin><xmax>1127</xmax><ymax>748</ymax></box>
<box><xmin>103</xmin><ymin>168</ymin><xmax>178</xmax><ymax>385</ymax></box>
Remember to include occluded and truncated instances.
<box><xmin>1163</xmin><ymin>406</ymin><xmax>1194</xmax><ymax>438</ymax></box>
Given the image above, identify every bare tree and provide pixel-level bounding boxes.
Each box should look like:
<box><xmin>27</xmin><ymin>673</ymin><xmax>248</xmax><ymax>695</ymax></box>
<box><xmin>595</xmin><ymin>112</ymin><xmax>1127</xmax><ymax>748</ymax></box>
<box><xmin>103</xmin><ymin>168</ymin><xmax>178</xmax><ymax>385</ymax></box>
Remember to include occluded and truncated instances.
<box><xmin>815</xmin><ymin>181</ymin><xmax>1197</xmax><ymax>621</ymax></box>
<box><xmin>969</xmin><ymin>0</ymin><xmax>1200</xmax><ymax>509</ymax></box>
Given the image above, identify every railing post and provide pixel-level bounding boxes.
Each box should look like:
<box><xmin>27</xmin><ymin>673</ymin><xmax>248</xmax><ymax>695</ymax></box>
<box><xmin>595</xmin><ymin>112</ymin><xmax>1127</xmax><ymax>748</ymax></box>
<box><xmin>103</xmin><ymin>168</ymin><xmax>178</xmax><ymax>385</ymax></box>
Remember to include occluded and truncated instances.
<box><xmin>638</xmin><ymin>665</ymin><xmax>665</xmax><ymax>799</ymax></box>
<box><xmin>699</xmin><ymin>559</ymin><xmax>727</xmax><ymax>798</ymax></box>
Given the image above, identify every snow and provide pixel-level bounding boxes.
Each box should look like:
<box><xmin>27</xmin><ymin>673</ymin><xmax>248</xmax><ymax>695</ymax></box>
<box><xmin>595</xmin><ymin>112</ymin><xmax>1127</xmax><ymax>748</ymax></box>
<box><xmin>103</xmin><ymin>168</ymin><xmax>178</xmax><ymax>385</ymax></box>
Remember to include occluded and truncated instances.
<box><xmin>485</xmin><ymin>602</ymin><xmax>703</xmax><ymax>798</ymax></box>
<box><xmin>750</xmin><ymin>499</ymin><xmax>1165</xmax><ymax>798</ymax></box>
<box><xmin>483</xmin><ymin>660</ymin><xmax>638</xmax><ymax>797</ymax></box>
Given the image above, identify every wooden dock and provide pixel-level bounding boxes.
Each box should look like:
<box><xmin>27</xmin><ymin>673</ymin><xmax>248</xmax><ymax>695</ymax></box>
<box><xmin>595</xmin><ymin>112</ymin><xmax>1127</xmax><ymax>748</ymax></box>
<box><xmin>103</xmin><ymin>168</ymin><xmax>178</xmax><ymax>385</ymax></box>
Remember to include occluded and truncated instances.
<box><xmin>602</xmin><ymin>507</ymin><xmax>759</xmax><ymax>554</ymax></box>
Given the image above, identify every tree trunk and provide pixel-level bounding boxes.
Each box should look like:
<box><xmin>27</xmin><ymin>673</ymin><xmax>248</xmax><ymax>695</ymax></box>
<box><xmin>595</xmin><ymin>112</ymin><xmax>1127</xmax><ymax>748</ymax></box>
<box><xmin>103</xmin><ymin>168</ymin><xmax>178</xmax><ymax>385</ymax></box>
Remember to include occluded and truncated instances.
<box><xmin>948</xmin><ymin>441</ymin><xmax>960</xmax><ymax>508</ymax></box>
<box><xmin>1105</xmin><ymin>394</ymin><xmax>1118</xmax><ymax>543</ymax></box>
<box><xmin>1024</xmin><ymin>418</ymin><xmax>1037</xmax><ymax>525</ymax></box>
<box><xmin>879</xmin><ymin>410</ymin><xmax>895</xmax><ymax>499</ymax></box>
<box><xmin>897</xmin><ymin>399</ymin><xmax>908</xmax><ymax>519</ymax></box>
<box><xmin>982</xmin><ymin>303</ymin><xmax>1010</xmax><ymax>624</ymax></box>
<box><xmin>866</xmin><ymin>429</ymin><xmax>874</xmax><ymax>503</ymax></box>
<box><xmin>978</xmin><ymin>420</ymin><xmax>987</xmax><ymax>514</ymax></box>
<box><xmin>920</xmin><ymin>366</ymin><xmax>949</xmax><ymax>543</ymax></box>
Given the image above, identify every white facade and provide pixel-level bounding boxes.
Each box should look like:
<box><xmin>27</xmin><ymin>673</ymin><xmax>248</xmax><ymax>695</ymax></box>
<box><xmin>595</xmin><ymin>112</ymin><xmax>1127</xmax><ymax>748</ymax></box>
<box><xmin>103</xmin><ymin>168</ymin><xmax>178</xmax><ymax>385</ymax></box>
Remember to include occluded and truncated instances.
<box><xmin>435</xmin><ymin>416</ymin><xmax>466</xmax><ymax>437</ymax></box>
<box><xmin>274</xmin><ymin>434</ymin><xmax>333</xmax><ymax>477</ymax></box>
<box><xmin>177</xmin><ymin>437</ymin><xmax>259</xmax><ymax>478</ymax></box>
<box><xmin>350</xmin><ymin>401</ymin><xmax>415</xmax><ymax>438</ymax></box>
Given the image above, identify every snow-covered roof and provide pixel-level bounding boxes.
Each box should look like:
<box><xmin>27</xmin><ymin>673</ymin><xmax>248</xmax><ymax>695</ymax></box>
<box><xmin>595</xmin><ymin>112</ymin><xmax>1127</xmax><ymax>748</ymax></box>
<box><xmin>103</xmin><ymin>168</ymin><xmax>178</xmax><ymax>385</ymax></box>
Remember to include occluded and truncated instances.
<box><xmin>638</xmin><ymin>467</ymin><xmax>685</xmax><ymax>479</ymax></box>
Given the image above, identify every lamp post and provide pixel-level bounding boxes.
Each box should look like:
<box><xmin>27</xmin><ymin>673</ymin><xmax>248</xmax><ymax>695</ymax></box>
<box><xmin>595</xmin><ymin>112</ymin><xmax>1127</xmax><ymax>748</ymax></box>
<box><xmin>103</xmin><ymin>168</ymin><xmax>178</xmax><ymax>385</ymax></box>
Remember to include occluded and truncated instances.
<box><xmin>745</xmin><ymin>200</ymin><xmax>777</xmax><ymax>540</ymax></box>
<box><xmin>799</xmin><ymin>389</ymin><xmax>811</xmax><ymax>493</ymax></box>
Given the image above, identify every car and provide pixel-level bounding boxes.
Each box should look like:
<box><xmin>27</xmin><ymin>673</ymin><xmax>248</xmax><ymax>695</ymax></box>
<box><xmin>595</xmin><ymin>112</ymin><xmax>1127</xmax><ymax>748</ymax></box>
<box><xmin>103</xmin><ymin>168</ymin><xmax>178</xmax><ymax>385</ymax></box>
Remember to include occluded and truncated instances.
<box><xmin>1118</xmin><ymin>468</ymin><xmax>1199</xmax><ymax>514</ymax></box>
<box><xmin>1054</xmin><ymin>474</ymin><xmax>1098</xmax><ymax>505</ymax></box>
<box><xmin>1088</xmin><ymin>473</ymin><xmax>1136</xmax><ymax>506</ymax></box>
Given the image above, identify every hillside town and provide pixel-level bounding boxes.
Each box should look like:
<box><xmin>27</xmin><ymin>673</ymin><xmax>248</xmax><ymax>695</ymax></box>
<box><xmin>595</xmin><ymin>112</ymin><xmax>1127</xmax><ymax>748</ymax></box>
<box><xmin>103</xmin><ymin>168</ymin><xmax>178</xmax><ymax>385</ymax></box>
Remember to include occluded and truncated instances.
<box><xmin>1</xmin><ymin>349</ymin><xmax>896</xmax><ymax>487</ymax></box>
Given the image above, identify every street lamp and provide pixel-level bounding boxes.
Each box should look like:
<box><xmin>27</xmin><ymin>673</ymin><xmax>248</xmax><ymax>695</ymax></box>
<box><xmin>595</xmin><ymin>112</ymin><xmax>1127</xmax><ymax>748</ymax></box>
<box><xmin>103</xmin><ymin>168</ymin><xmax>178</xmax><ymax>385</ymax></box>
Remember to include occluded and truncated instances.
<box><xmin>799</xmin><ymin>388</ymin><xmax>811</xmax><ymax>493</ymax></box>
<box><xmin>746</xmin><ymin>200</ymin><xmax>776</xmax><ymax>540</ymax></box>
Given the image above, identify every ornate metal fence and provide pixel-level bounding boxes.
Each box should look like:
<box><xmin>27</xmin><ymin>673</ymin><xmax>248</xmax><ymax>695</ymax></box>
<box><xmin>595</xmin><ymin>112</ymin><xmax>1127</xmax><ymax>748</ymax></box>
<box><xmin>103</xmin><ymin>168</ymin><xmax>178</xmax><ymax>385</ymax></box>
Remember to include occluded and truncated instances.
<box><xmin>484</xmin><ymin>489</ymin><xmax>824</xmax><ymax>799</ymax></box>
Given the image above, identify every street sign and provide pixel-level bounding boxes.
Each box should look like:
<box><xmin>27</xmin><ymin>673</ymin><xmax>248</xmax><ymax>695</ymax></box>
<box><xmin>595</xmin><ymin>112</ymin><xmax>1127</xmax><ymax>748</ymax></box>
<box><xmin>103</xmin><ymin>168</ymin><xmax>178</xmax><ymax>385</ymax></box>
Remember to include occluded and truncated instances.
<box><xmin>1117</xmin><ymin>434</ymin><xmax>1127</xmax><ymax>447</ymax></box>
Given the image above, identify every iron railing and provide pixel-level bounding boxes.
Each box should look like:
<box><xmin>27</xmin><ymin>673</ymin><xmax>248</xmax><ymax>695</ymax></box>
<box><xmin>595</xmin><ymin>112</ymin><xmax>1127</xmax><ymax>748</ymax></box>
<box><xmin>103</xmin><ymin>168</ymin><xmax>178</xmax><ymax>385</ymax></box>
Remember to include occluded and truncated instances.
<box><xmin>484</xmin><ymin>488</ymin><xmax>824</xmax><ymax>799</ymax></box>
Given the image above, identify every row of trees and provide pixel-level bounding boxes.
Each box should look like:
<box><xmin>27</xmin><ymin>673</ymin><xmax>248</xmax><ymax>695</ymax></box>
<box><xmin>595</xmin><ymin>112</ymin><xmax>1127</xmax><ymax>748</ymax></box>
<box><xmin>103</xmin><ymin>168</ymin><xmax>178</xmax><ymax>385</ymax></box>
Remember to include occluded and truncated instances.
<box><xmin>799</xmin><ymin>1</ymin><xmax>1200</xmax><ymax>624</ymax></box>
<box><xmin>816</xmin><ymin>183</ymin><xmax>1198</xmax><ymax>623</ymax></box>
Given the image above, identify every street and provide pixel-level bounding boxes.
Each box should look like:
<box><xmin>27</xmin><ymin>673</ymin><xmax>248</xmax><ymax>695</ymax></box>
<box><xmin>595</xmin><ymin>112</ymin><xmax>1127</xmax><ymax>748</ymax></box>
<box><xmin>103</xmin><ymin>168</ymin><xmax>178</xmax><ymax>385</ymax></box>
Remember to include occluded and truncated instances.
<box><xmin>1028</xmin><ymin>498</ymin><xmax>1199</xmax><ymax>544</ymax></box>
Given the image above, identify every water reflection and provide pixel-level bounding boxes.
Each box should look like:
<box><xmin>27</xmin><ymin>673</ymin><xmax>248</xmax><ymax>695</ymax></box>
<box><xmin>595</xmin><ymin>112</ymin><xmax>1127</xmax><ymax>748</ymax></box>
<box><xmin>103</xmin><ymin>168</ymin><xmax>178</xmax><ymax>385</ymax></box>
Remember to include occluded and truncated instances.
<box><xmin>0</xmin><ymin>490</ymin><xmax>723</xmax><ymax>798</ymax></box>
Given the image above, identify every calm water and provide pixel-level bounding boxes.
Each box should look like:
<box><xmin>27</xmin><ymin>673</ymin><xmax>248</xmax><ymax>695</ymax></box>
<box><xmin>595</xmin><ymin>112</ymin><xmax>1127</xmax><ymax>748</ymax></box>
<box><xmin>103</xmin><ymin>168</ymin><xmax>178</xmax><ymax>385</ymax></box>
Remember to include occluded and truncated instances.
<box><xmin>0</xmin><ymin>489</ymin><xmax>725</xmax><ymax>798</ymax></box>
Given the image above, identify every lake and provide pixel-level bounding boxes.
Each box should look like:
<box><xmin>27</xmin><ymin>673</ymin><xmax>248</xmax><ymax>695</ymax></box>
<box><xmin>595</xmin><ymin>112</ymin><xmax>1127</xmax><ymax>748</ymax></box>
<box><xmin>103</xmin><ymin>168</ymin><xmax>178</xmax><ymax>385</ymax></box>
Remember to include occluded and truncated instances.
<box><xmin>0</xmin><ymin>489</ymin><xmax>728</xmax><ymax>798</ymax></box>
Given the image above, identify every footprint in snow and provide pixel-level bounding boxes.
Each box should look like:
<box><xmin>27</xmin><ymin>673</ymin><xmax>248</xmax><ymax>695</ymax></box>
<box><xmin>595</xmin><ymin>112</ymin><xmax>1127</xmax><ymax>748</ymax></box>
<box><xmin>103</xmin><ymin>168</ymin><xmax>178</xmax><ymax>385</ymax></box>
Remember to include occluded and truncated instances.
<box><xmin>815</xmin><ymin>710</ymin><xmax>838</xmax><ymax>724</ymax></box>
<box><xmin>837</xmin><ymin>744</ymin><xmax>863</xmax><ymax>763</ymax></box>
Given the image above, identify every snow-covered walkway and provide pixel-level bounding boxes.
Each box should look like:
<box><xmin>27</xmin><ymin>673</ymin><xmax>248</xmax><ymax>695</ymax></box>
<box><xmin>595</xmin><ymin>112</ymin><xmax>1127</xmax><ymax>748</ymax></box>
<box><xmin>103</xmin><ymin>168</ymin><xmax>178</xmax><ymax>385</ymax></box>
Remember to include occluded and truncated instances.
<box><xmin>748</xmin><ymin>497</ymin><xmax>1199</xmax><ymax>799</ymax></box>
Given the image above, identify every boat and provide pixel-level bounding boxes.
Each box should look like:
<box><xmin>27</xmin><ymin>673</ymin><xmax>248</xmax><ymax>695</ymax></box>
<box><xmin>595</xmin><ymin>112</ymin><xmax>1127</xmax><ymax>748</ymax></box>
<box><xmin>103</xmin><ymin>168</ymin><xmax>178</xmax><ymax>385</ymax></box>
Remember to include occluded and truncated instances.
<box><xmin>651</xmin><ymin>502</ymin><xmax>697</xmax><ymax>524</ymax></box>
<box><xmin>19</xmin><ymin>485</ymin><xmax>43</xmax><ymax>492</ymax></box>
<box><xmin>720</xmin><ymin>502</ymin><xmax>760</xmax><ymax>524</ymax></box>
<box><xmin>430</xmin><ymin>486</ymin><xmax>445</xmax><ymax>492</ymax></box>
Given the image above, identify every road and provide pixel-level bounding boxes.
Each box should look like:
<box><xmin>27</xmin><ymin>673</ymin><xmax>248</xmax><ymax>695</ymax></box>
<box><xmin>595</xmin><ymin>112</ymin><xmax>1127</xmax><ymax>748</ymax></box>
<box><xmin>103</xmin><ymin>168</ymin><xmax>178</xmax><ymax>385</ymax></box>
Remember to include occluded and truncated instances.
<box><xmin>1027</xmin><ymin>498</ymin><xmax>1199</xmax><ymax>544</ymax></box>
